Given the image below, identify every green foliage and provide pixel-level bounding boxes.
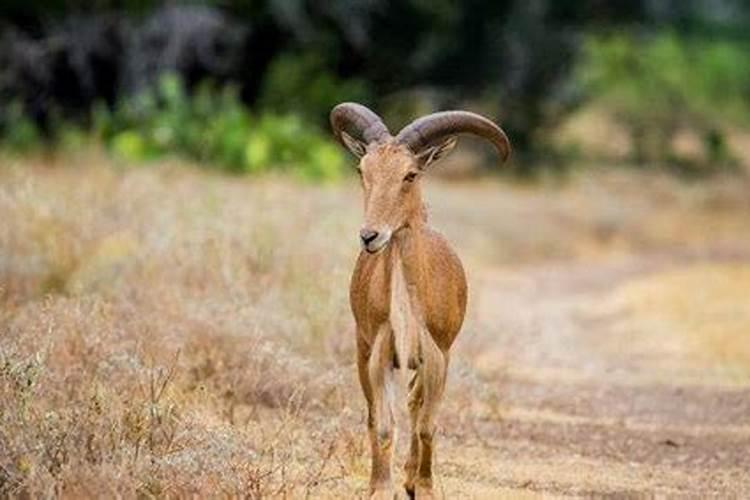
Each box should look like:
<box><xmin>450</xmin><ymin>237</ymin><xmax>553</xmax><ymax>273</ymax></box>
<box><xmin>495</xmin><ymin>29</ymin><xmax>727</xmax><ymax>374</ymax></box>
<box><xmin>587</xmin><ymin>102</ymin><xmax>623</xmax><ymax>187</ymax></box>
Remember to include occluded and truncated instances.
<box><xmin>258</xmin><ymin>52</ymin><xmax>371</xmax><ymax>125</ymax></box>
<box><xmin>244</xmin><ymin>114</ymin><xmax>345</xmax><ymax>180</ymax></box>
<box><xmin>93</xmin><ymin>74</ymin><xmax>346</xmax><ymax>180</ymax></box>
<box><xmin>578</xmin><ymin>32</ymin><xmax>750</xmax><ymax>167</ymax></box>
<box><xmin>1</xmin><ymin>74</ymin><xmax>346</xmax><ymax>181</ymax></box>
<box><xmin>0</xmin><ymin>103</ymin><xmax>42</xmax><ymax>153</ymax></box>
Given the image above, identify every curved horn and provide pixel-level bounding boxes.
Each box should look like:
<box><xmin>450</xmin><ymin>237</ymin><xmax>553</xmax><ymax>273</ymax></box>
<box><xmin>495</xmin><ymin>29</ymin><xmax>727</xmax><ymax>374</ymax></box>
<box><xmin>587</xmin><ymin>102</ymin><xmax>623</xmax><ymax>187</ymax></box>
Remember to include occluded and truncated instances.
<box><xmin>396</xmin><ymin>111</ymin><xmax>511</xmax><ymax>162</ymax></box>
<box><xmin>330</xmin><ymin>102</ymin><xmax>390</xmax><ymax>145</ymax></box>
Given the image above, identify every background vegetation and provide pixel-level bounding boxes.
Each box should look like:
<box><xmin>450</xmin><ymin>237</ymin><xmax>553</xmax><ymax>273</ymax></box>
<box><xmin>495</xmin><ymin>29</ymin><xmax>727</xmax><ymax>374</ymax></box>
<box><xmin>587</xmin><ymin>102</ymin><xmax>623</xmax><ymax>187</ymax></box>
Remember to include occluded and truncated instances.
<box><xmin>2</xmin><ymin>0</ymin><xmax>750</xmax><ymax>175</ymax></box>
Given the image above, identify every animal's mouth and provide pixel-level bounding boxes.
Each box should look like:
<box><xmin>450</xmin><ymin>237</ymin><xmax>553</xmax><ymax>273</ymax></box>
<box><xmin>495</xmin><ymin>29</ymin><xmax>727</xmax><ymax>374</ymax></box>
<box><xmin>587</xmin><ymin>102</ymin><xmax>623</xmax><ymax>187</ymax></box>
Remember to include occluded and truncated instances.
<box><xmin>362</xmin><ymin>231</ymin><xmax>392</xmax><ymax>254</ymax></box>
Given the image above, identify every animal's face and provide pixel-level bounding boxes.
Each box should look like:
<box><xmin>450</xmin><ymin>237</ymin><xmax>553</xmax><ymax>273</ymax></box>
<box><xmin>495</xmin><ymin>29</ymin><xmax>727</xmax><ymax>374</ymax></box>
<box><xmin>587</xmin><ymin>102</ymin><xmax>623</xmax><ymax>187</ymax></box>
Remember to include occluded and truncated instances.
<box><xmin>340</xmin><ymin>134</ymin><xmax>457</xmax><ymax>253</ymax></box>
<box><xmin>331</xmin><ymin>103</ymin><xmax>511</xmax><ymax>254</ymax></box>
<box><xmin>356</xmin><ymin>142</ymin><xmax>422</xmax><ymax>253</ymax></box>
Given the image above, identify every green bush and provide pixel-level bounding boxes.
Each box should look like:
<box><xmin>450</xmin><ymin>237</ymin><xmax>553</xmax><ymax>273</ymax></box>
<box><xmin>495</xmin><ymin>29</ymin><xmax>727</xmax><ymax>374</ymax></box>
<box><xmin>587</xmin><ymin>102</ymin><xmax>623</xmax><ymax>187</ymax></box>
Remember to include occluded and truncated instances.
<box><xmin>93</xmin><ymin>74</ymin><xmax>346</xmax><ymax>181</ymax></box>
<box><xmin>578</xmin><ymin>32</ymin><xmax>750</xmax><ymax>168</ymax></box>
<box><xmin>1</xmin><ymin>74</ymin><xmax>346</xmax><ymax>181</ymax></box>
<box><xmin>0</xmin><ymin>102</ymin><xmax>43</xmax><ymax>153</ymax></box>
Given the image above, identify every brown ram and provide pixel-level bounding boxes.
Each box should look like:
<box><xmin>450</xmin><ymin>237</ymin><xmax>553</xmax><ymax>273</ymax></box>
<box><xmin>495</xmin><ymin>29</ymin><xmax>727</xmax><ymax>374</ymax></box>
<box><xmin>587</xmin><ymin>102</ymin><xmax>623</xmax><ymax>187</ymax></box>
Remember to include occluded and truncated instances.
<box><xmin>331</xmin><ymin>102</ymin><xmax>510</xmax><ymax>499</ymax></box>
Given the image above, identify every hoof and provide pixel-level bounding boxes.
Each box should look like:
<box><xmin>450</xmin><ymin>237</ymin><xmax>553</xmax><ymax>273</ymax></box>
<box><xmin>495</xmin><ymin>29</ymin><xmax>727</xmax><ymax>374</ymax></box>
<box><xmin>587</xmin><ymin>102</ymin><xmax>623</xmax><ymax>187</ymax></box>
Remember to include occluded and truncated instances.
<box><xmin>404</xmin><ymin>481</ymin><xmax>415</xmax><ymax>499</ymax></box>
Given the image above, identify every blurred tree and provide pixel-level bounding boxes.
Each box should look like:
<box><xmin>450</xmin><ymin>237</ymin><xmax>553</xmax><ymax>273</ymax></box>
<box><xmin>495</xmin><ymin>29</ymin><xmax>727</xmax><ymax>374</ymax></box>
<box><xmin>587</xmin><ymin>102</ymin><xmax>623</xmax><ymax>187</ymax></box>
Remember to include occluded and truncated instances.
<box><xmin>122</xmin><ymin>6</ymin><xmax>248</xmax><ymax>93</ymax></box>
<box><xmin>0</xmin><ymin>14</ymin><xmax>125</xmax><ymax>132</ymax></box>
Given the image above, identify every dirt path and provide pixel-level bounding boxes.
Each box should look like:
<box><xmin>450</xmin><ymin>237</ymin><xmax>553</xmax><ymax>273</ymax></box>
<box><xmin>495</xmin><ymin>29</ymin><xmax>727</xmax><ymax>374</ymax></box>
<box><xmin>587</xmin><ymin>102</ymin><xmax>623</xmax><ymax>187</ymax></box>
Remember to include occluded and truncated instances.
<box><xmin>436</xmin><ymin>248</ymin><xmax>750</xmax><ymax>497</ymax></box>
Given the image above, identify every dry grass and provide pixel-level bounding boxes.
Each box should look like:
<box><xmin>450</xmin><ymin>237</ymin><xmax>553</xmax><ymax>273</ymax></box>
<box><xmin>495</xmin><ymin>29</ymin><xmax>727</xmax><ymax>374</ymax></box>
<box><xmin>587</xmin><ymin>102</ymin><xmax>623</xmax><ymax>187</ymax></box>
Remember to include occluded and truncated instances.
<box><xmin>1</xmin><ymin>155</ymin><xmax>364</xmax><ymax>497</ymax></box>
<box><xmin>2</xmin><ymin>151</ymin><xmax>750</xmax><ymax>497</ymax></box>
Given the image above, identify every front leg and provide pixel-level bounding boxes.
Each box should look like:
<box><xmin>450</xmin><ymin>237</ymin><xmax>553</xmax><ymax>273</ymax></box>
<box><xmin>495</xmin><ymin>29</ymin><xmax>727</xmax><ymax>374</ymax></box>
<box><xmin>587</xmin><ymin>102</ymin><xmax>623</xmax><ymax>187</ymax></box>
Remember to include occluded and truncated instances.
<box><xmin>404</xmin><ymin>369</ymin><xmax>422</xmax><ymax>498</ymax></box>
<box><xmin>415</xmin><ymin>330</ymin><xmax>447</xmax><ymax>499</ymax></box>
<box><xmin>358</xmin><ymin>325</ymin><xmax>396</xmax><ymax>498</ymax></box>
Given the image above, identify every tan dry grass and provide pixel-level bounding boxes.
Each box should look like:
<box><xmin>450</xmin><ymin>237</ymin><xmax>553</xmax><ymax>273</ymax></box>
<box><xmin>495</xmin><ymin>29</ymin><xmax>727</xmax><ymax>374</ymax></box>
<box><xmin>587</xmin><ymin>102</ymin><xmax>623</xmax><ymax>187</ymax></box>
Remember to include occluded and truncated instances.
<box><xmin>1</xmin><ymin>156</ymin><xmax>366</xmax><ymax>497</ymax></box>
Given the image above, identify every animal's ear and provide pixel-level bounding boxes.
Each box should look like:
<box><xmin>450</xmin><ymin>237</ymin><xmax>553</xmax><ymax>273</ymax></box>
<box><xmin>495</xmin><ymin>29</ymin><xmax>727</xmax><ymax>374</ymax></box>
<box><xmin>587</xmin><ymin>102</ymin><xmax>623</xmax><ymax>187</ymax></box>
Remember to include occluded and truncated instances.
<box><xmin>416</xmin><ymin>136</ymin><xmax>457</xmax><ymax>168</ymax></box>
<box><xmin>340</xmin><ymin>131</ymin><xmax>368</xmax><ymax>159</ymax></box>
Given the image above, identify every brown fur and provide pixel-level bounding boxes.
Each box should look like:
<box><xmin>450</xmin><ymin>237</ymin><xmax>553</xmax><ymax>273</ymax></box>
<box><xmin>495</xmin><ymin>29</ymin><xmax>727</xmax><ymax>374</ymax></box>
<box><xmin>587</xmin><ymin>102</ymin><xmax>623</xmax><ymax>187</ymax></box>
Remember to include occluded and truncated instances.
<box><xmin>349</xmin><ymin>140</ymin><xmax>467</xmax><ymax>499</ymax></box>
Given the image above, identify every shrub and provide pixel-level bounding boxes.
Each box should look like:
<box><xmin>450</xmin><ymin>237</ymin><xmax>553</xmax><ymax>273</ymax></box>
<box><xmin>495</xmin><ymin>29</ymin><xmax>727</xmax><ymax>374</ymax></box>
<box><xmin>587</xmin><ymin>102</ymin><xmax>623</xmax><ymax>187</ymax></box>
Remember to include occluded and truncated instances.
<box><xmin>1</xmin><ymin>73</ymin><xmax>347</xmax><ymax>182</ymax></box>
<box><xmin>92</xmin><ymin>73</ymin><xmax>346</xmax><ymax>181</ymax></box>
<box><xmin>0</xmin><ymin>103</ymin><xmax>42</xmax><ymax>154</ymax></box>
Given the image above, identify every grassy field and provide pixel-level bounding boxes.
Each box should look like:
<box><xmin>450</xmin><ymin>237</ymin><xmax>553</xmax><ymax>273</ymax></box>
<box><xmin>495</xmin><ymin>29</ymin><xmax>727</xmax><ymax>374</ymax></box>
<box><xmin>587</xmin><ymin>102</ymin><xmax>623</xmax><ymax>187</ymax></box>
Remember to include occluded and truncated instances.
<box><xmin>2</xmin><ymin>152</ymin><xmax>750</xmax><ymax>497</ymax></box>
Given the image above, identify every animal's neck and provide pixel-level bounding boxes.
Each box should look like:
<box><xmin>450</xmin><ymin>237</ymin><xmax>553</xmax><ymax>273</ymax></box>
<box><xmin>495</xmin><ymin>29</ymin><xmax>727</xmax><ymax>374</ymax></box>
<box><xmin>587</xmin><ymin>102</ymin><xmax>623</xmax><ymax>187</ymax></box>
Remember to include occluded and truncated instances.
<box><xmin>392</xmin><ymin>208</ymin><xmax>428</xmax><ymax>288</ymax></box>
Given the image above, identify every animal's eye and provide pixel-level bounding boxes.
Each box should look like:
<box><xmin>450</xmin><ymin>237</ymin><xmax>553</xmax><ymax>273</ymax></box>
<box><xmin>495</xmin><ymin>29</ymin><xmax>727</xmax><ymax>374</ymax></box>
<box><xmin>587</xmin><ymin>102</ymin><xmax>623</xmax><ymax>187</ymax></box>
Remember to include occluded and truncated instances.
<box><xmin>403</xmin><ymin>172</ymin><xmax>418</xmax><ymax>182</ymax></box>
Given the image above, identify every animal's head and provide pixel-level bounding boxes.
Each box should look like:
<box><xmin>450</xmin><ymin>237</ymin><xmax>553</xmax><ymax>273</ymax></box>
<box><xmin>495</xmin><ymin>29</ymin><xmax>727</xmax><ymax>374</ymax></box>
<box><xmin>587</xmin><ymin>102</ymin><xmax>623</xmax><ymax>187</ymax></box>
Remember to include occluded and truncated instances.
<box><xmin>330</xmin><ymin>102</ymin><xmax>511</xmax><ymax>254</ymax></box>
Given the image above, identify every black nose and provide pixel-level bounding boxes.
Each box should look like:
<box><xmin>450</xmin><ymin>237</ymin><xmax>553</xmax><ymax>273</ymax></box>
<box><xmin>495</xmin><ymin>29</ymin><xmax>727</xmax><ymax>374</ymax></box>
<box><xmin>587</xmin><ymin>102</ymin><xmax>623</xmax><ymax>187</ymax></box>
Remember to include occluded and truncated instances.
<box><xmin>360</xmin><ymin>229</ymin><xmax>379</xmax><ymax>245</ymax></box>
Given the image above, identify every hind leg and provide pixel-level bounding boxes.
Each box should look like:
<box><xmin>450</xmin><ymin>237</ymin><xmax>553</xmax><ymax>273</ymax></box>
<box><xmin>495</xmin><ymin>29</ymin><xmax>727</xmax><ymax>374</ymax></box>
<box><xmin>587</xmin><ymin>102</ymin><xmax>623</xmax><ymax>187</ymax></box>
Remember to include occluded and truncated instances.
<box><xmin>358</xmin><ymin>325</ymin><xmax>396</xmax><ymax>499</ymax></box>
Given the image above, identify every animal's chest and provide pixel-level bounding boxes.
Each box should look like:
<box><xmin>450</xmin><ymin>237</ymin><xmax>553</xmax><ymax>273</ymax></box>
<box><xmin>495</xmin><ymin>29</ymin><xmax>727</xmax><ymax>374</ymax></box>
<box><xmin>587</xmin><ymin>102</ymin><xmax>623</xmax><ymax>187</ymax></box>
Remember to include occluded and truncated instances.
<box><xmin>389</xmin><ymin>255</ymin><xmax>410</xmax><ymax>329</ymax></box>
<box><xmin>388</xmin><ymin>256</ymin><xmax>418</xmax><ymax>368</ymax></box>
<box><xmin>350</xmin><ymin>251</ymin><xmax>418</xmax><ymax>350</ymax></box>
